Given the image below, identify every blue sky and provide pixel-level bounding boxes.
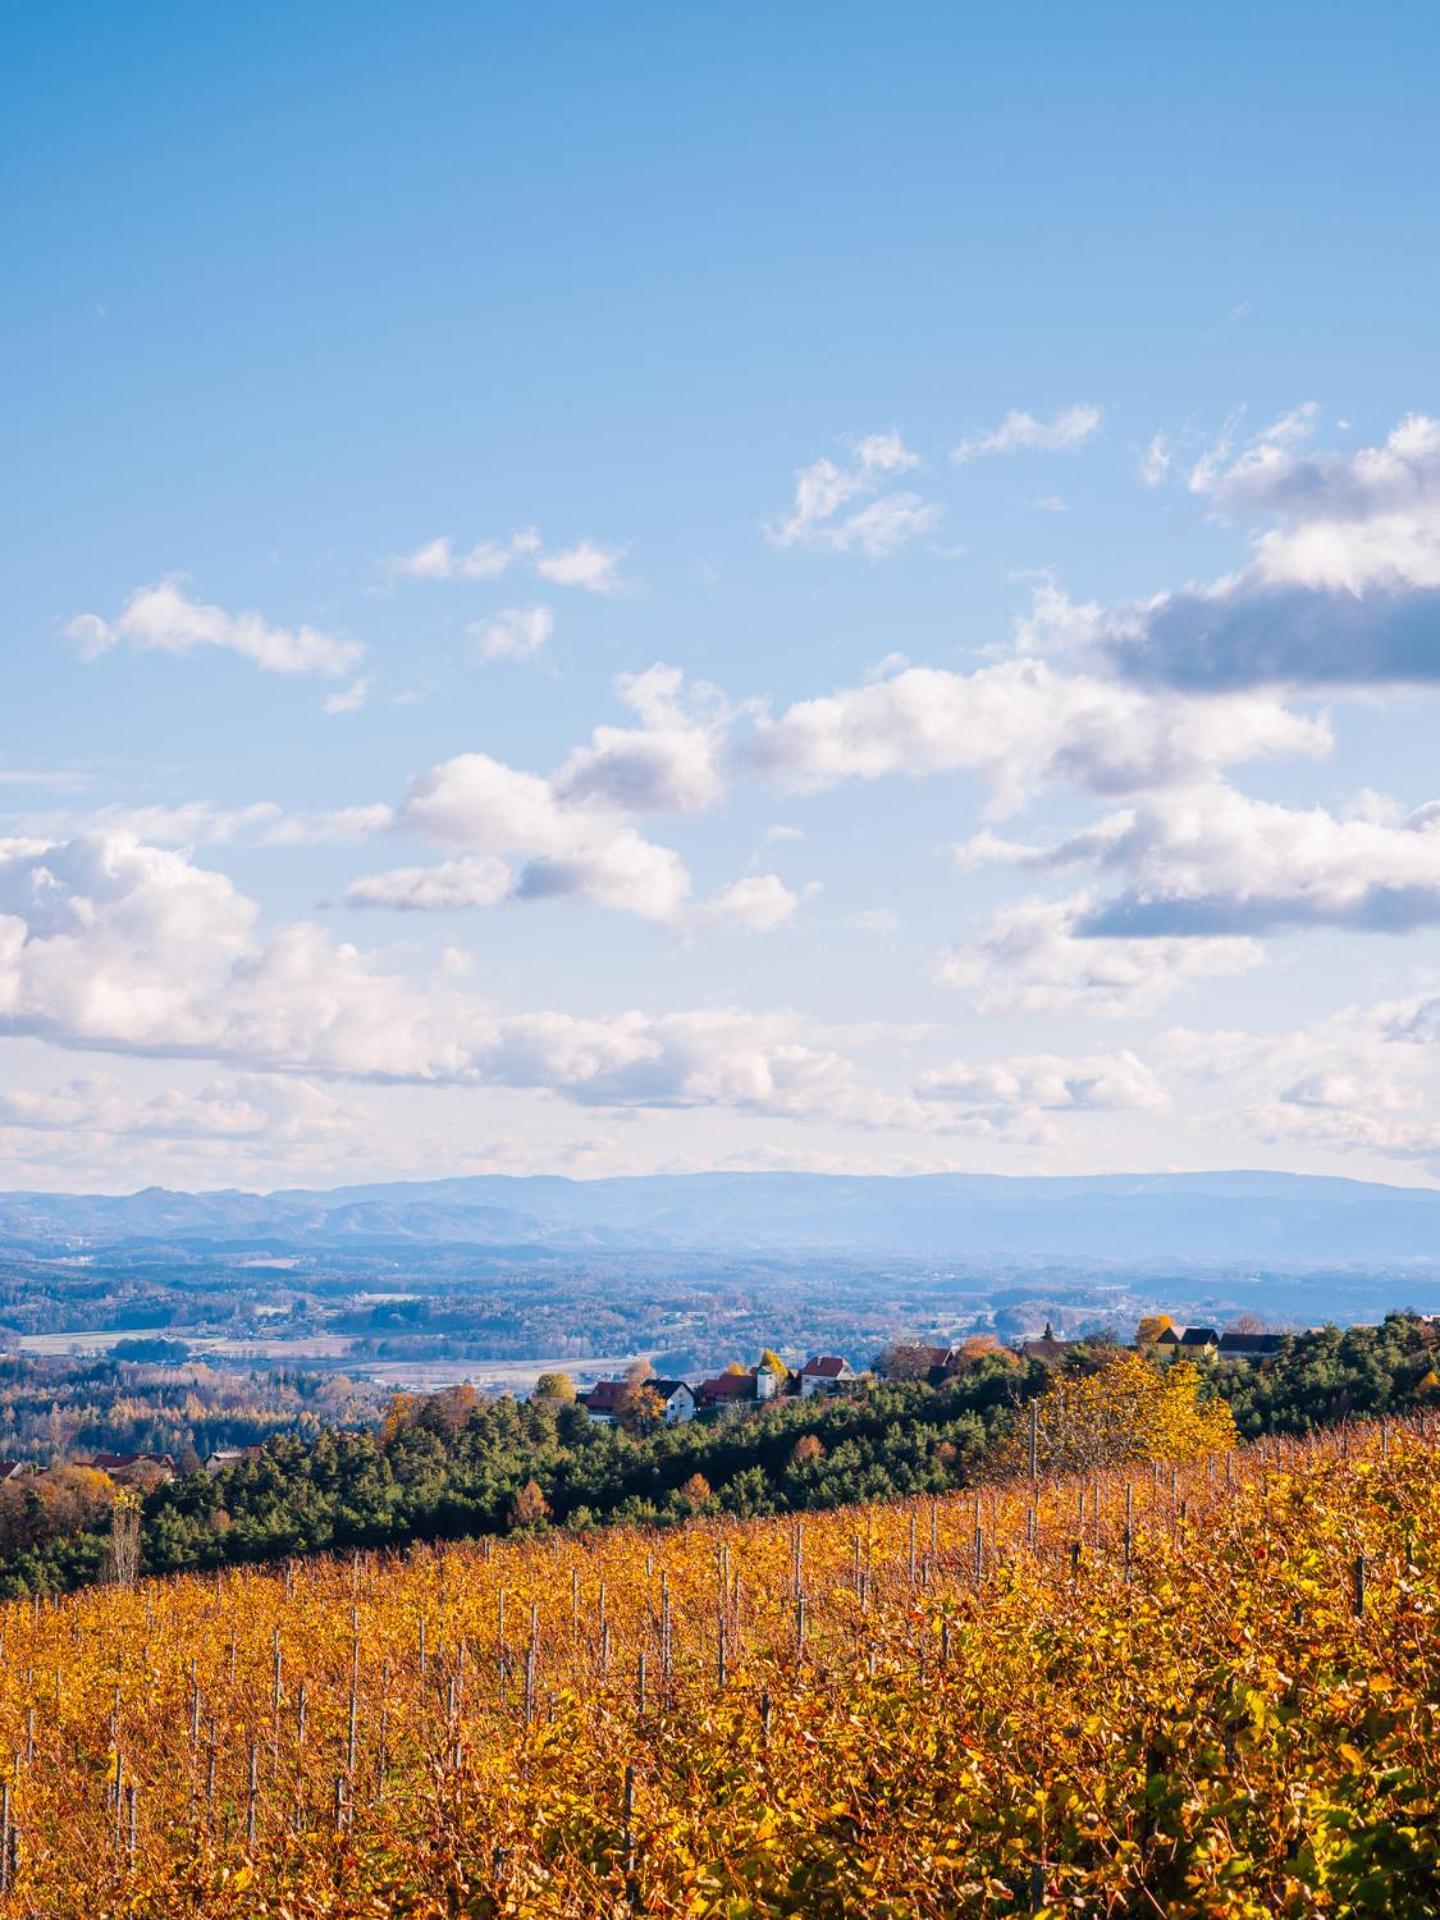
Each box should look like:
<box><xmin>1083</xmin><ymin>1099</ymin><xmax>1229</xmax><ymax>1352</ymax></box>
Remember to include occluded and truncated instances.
<box><xmin>4</xmin><ymin>1</ymin><xmax>1440</xmax><ymax>1190</ymax></box>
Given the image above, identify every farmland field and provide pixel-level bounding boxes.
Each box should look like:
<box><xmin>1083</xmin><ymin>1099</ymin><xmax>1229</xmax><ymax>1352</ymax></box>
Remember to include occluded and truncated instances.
<box><xmin>0</xmin><ymin>1418</ymin><xmax>1435</xmax><ymax>1916</ymax></box>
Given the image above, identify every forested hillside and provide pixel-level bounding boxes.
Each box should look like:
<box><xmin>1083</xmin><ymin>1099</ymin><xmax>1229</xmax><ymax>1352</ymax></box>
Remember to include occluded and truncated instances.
<box><xmin>0</xmin><ymin>1313</ymin><xmax>1436</xmax><ymax>1599</ymax></box>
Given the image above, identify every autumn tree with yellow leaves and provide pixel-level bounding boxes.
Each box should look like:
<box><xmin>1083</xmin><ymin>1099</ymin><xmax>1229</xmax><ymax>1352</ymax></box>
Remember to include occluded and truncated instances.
<box><xmin>998</xmin><ymin>1348</ymin><xmax>1236</xmax><ymax>1479</ymax></box>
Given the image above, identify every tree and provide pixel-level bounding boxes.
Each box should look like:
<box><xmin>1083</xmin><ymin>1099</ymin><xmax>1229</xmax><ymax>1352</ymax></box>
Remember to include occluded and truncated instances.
<box><xmin>789</xmin><ymin>1434</ymin><xmax>824</xmax><ymax>1469</ymax></box>
<box><xmin>507</xmin><ymin>1479</ymin><xmax>550</xmax><ymax>1531</ymax></box>
<box><xmin>1230</xmin><ymin>1312</ymin><xmax>1267</xmax><ymax>1334</ymax></box>
<box><xmin>723</xmin><ymin>1361</ymin><xmax>750</xmax><ymax>1377</ymax></box>
<box><xmin>533</xmin><ymin>1372</ymin><xmax>576</xmax><ymax>1404</ymax></box>
<box><xmin>103</xmin><ymin>1496</ymin><xmax>142</xmax><ymax>1588</ymax></box>
<box><xmin>874</xmin><ymin>1343</ymin><xmax>934</xmax><ymax>1381</ymax></box>
<box><xmin>380</xmin><ymin>1393</ymin><xmax>418</xmax><ymax>1446</ymax></box>
<box><xmin>1136</xmin><ymin>1315</ymin><xmax>1176</xmax><ymax>1346</ymax></box>
<box><xmin>993</xmin><ymin>1350</ymin><xmax>1235</xmax><ymax>1480</ymax></box>
<box><xmin>624</xmin><ymin>1359</ymin><xmax>656</xmax><ymax>1388</ymax></box>
<box><xmin>678</xmin><ymin>1473</ymin><xmax>711</xmax><ymax>1511</ymax></box>
<box><xmin>620</xmin><ymin>1385</ymin><xmax>666</xmax><ymax>1434</ymax></box>
<box><xmin>758</xmin><ymin>1350</ymin><xmax>789</xmax><ymax>1379</ymax></box>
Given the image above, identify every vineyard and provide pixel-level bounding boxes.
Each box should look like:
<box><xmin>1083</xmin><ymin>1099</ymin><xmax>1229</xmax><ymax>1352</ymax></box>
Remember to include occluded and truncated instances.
<box><xmin>0</xmin><ymin>1416</ymin><xmax>1434</xmax><ymax>1916</ymax></box>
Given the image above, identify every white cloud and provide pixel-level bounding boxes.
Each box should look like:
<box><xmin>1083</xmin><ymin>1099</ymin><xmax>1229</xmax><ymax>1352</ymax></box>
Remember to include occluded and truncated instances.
<box><xmin>1139</xmin><ymin>432</ymin><xmax>1172</xmax><ymax>487</ymax></box>
<box><xmin>0</xmin><ymin>1071</ymin><xmax>358</xmax><ymax>1150</ymax></box>
<box><xmin>1156</xmin><ymin>994</ymin><xmax>1440</xmax><ymax>1170</ymax></box>
<box><xmin>765</xmin><ymin>431</ymin><xmax>942</xmax><ymax>559</ymax></box>
<box><xmin>385</xmin><ymin>529</ymin><xmax>541</xmax><ymax>581</ymax></box>
<box><xmin>919</xmin><ymin>1047</ymin><xmax>1169</xmax><ymax>1114</ymax></box>
<box><xmin>344</xmin><ymin>855</ymin><xmax>513</xmax><ymax>912</ymax></box>
<box><xmin>750</xmin><ymin>658</ymin><xmax>1328</xmax><ymax>813</ymax></box>
<box><xmin>533</xmin><ymin>540</ymin><xmax>628</xmax><ymax>595</ymax></box>
<box><xmin>0</xmin><ymin>833</ymin><xmax>925</xmax><ymax>1127</ymax></box>
<box><xmin>553</xmin><ymin>665</ymin><xmax>729</xmax><ymax>814</ymax></box>
<box><xmin>471</xmin><ymin>604</ymin><xmax>555</xmax><ymax>662</ymax></box>
<box><xmin>386</xmin><ymin>529</ymin><xmax>628</xmax><ymax>594</ymax></box>
<box><xmin>512</xmin><ymin>830</ymin><xmax>692</xmax><ymax>923</ymax></box>
<box><xmin>66</xmin><ymin>576</ymin><xmax>362</xmax><ymax>678</ymax></box>
<box><xmin>952</xmin><ymin>404</ymin><xmax>1100</xmax><ymax>464</ymax></box>
<box><xmin>324</xmin><ymin>674</ymin><xmax>374</xmax><ymax>714</ymax></box>
<box><xmin>14</xmin><ymin>800</ymin><xmax>393</xmax><ymax>851</ymax></box>
<box><xmin>933</xmin><ymin>895</ymin><xmax>1263</xmax><ymax>1016</ymax></box>
<box><xmin>968</xmin><ymin>784</ymin><xmax>1440</xmax><ymax>935</ymax></box>
<box><xmin>693</xmin><ymin>873</ymin><xmax>800</xmax><ymax>934</ymax></box>
<box><xmin>1109</xmin><ymin>414</ymin><xmax>1440</xmax><ymax>687</ymax></box>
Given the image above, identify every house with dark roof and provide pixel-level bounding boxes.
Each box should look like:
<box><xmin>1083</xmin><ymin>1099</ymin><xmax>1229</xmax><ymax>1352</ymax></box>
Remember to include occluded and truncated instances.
<box><xmin>0</xmin><ymin>1460</ymin><xmax>31</xmax><ymax>1483</ymax></box>
<box><xmin>797</xmin><ymin>1355</ymin><xmax>854</xmax><ymax>1398</ymax></box>
<box><xmin>696</xmin><ymin>1365</ymin><xmax>786</xmax><ymax>1412</ymax></box>
<box><xmin>1017</xmin><ymin>1323</ymin><xmax>1075</xmax><ymax>1367</ymax></box>
<box><xmin>1218</xmin><ymin>1330</ymin><xmax>1289</xmax><ymax>1359</ymax></box>
<box><xmin>582</xmin><ymin>1377</ymin><xmax>697</xmax><ymax>1425</ymax></box>
<box><xmin>88</xmin><ymin>1451</ymin><xmax>175</xmax><ymax>1484</ymax></box>
<box><xmin>203</xmin><ymin>1445</ymin><xmax>262</xmax><ymax>1475</ymax></box>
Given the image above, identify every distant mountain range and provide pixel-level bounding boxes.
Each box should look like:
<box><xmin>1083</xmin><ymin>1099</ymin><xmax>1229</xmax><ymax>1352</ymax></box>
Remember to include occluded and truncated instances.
<box><xmin>2</xmin><ymin>1169</ymin><xmax>1440</xmax><ymax>1267</ymax></box>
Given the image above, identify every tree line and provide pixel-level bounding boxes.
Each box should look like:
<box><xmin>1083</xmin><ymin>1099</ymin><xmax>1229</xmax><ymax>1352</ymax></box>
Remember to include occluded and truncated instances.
<box><xmin>0</xmin><ymin>1312</ymin><xmax>1435</xmax><ymax>1598</ymax></box>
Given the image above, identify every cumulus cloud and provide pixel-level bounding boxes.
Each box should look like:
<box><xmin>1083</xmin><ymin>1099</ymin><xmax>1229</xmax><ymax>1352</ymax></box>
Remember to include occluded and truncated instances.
<box><xmin>0</xmin><ymin>833</ymin><xmax>908</xmax><ymax>1125</ymax></box>
<box><xmin>1156</xmin><ymin>994</ymin><xmax>1440</xmax><ymax>1170</ymax></box>
<box><xmin>386</xmin><ymin>529</ymin><xmax>628</xmax><ymax>594</ymax></box>
<box><xmin>0</xmin><ymin>1071</ymin><xmax>357</xmax><ymax>1149</ymax></box>
<box><xmin>344</xmin><ymin>854</ymin><xmax>513</xmax><ymax>912</ymax></box>
<box><xmin>553</xmin><ymin>665</ymin><xmax>729</xmax><ymax>814</ymax></box>
<box><xmin>918</xmin><ymin>1047</ymin><xmax>1169</xmax><ymax>1114</ymax></box>
<box><xmin>933</xmin><ymin>895</ymin><xmax>1262</xmax><ymax>1016</ymax></box>
<box><xmin>533</xmin><ymin>541</ymin><xmax>628</xmax><ymax>594</ymax></box>
<box><xmin>693</xmin><ymin>873</ymin><xmax>800</xmax><ymax>934</ymax></box>
<box><xmin>765</xmin><ymin>431</ymin><xmax>943</xmax><ymax>559</ymax></box>
<box><xmin>66</xmin><ymin>576</ymin><xmax>362</xmax><ymax>678</ymax></box>
<box><xmin>1108</xmin><ymin>414</ymin><xmax>1440</xmax><ymax>688</ymax></box>
<box><xmin>471</xmin><ymin>604</ymin><xmax>555</xmax><ymax>662</ymax></box>
<box><xmin>749</xmin><ymin>657</ymin><xmax>1328</xmax><ymax>812</ymax></box>
<box><xmin>952</xmin><ymin>404</ymin><xmax>1100</xmax><ymax>464</ymax></box>
<box><xmin>342</xmin><ymin>665</ymin><xmax>747</xmax><ymax>927</ymax></box>
<box><xmin>966</xmin><ymin>785</ymin><xmax>1440</xmax><ymax>935</ymax></box>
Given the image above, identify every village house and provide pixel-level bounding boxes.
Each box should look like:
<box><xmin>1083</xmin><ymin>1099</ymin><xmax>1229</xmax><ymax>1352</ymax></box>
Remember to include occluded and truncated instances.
<box><xmin>203</xmin><ymin>1445</ymin><xmax>262</xmax><ymax>1475</ymax></box>
<box><xmin>1154</xmin><ymin>1326</ymin><xmax>1220</xmax><ymax>1359</ymax></box>
<box><xmin>797</xmin><ymin>1355</ymin><xmax>854</xmax><ymax>1397</ymax></box>
<box><xmin>0</xmin><ymin>1461</ymin><xmax>32</xmax><ymax>1483</ymax></box>
<box><xmin>1016</xmin><ymin>1323</ymin><xmax>1078</xmax><ymax>1367</ymax></box>
<box><xmin>1217</xmin><ymin>1330</ymin><xmax>1289</xmax><ymax>1359</ymax></box>
<box><xmin>696</xmin><ymin>1365</ymin><xmax>783</xmax><ymax>1412</ymax></box>
<box><xmin>580</xmin><ymin>1378</ymin><xmax>696</xmax><ymax>1425</ymax></box>
<box><xmin>88</xmin><ymin>1450</ymin><xmax>176</xmax><ymax>1485</ymax></box>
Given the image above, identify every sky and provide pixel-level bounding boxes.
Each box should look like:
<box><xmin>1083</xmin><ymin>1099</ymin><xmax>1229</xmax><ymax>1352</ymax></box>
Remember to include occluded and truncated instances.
<box><xmin>4</xmin><ymin>0</ymin><xmax>1440</xmax><ymax>1193</ymax></box>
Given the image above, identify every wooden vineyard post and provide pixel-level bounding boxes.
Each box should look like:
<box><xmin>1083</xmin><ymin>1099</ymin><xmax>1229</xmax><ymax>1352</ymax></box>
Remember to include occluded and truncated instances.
<box><xmin>1123</xmin><ymin>1483</ymin><xmax>1134</xmax><ymax>1582</ymax></box>
<box><xmin>246</xmin><ymin>1742</ymin><xmax>258</xmax><ymax>1853</ymax></box>
<box><xmin>1</xmin><ymin>1780</ymin><xmax>11</xmax><ymax>1894</ymax></box>
<box><xmin>1028</xmin><ymin>1399</ymin><xmax>1038</xmax><ymax>1482</ymax></box>
<box><xmin>636</xmin><ymin>1651</ymin><xmax>647</xmax><ymax>1716</ymax></box>
<box><xmin>908</xmin><ymin>1511</ymin><xmax>917</xmax><ymax>1586</ymax></box>
<box><xmin>1352</xmin><ymin>1553</ymin><xmax>1366</xmax><ymax>1617</ymax></box>
<box><xmin>126</xmin><ymin>1783</ymin><xmax>137</xmax><ymax>1870</ymax></box>
<box><xmin>622</xmin><ymin>1763</ymin><xmax>637</xmax><ymax>1908</ymax></box>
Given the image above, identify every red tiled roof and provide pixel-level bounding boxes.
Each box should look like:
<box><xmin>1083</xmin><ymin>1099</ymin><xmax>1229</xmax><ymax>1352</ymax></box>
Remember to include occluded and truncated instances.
<box><xmin>582</xmin><ymin>1380</ymin><xmax>630</xmax><ymax>1414</ymax></box>
<box><xmin>800</xmin><ymin>1356</ymin><xmax>849</xmax><ymax>1377</ymax></box>
<box><xmin>698</xmin><ymin>1372</ymin><xmax>757</xmax><ymax>1401</ymax></box>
